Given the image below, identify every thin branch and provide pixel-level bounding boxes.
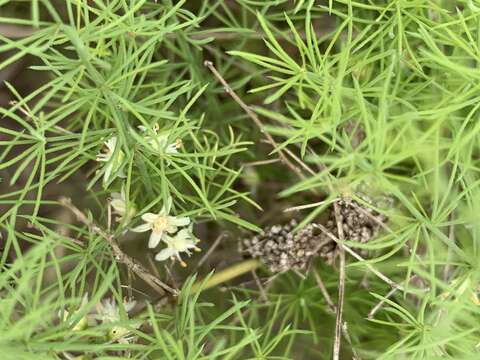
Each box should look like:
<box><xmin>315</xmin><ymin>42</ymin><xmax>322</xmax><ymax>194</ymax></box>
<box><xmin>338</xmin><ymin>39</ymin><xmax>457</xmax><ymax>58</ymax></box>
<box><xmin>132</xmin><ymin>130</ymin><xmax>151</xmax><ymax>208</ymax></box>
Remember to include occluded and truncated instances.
<box><xmin>332</xmin><ymin>202</ymin><xmax>346</xmax><ymax>360</ymax></box>
<box><xmin>204</xmin><ymin>61</ymin><xmax>305</xmax><ymax>181</ymax></box>
<box><xmin>342</xmin><ymin>323</ymin><xmax>358</xmax><ymax>359</ymax></box>
<box><xmin>312</xmin><ymin>223</ymin><xmax>404</xmax><ymax>292</ymax></box>
<box><xmin>313</xmin><ymin>269</ymin><xmax>336</xmax><ymax>311</ymax></box>
<box><xmin>58</xmin><ymin>197</ymin><xmax>178</xmax><ymax>296</ymax></box>
<box><xmin>284</xmin><ymin>199</ymin><xmax>336</xmax><ymax>213</ymax></box>
<box><xmin>243</xmin><ymin>158</ymin><xmax>281</xmax><ymax>166</ymax></box>
<box><xmin>281</xmin><ymin>144</ymin><xmax>317</xmax><ymax>176</ymax></box>
<box><xmin>205</xmin><ymin>59</ymin><xmax>346</xmax><ymax>199</ymax></box>
<box><xmin>258</xmin><ymin>138</ymin><xmax>323</xmax><ymax>182</ymax></box>
<box><xmin>190</xmin><ymin>29</ymin><xmax>329</xmax><ymax>42</ymax></box>
<box><xmin>147</xmin><ymin>253</ymin><xmax>161</xmax><ymax>279</ymax></box>
<box><xmin>164</xmin><ymin>264</ymin><xmax>179</xmax><ymax>291</ymax></box>
<box><xmin>194</xmin><ymin>232</ymin><xmax>227</xmax><ymax>270</ymax></box>
<box><xmin>368</xmin><ymin>286</ymin><xmax>398</xmax><ymax>320</ymax></box>
<box><xmin>368</xmin><ymin>278</ymin><xmax>407</xmax><ymax>319</ymax></box>
<box><xmin>313</xmin><ymin>269</ymin><xmax>360</xmax><ymax>360</ymax></box>
<box><xmin>230</xmin><ymin>273</ymin><xmax>276</xmax><ymax>327</ymax></box>
<box><xmin>251</xmin><ymin>269</ymin><xmax>268</xmax><ymax>302</ymax></box>
<box><xmin>205</xmin><ymin>61</ymin><xmax>336</xmax><ymax>198</ymax></box>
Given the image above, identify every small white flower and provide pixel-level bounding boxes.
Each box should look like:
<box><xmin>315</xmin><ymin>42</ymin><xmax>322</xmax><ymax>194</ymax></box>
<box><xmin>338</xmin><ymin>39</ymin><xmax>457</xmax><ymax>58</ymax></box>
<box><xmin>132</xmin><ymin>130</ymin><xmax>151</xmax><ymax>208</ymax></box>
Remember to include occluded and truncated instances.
<box><xmin>155</xmin><ymin>228</ymin><xmax>200</xmax><ymax>267</ymax></box>
<box><xmin>96</xmin><ymin>136</ymin><xmax>125</xmax><ymax>185</ymax></box>
<box><xmin>138</xmin><ymin>124</ymin><xmax>181</xmax><ymax>154</ymax></box>
<box><xmin>131</xmin><ymin>197</ymin><xmax>190</xmax><ymax>249</ymax></box>
<box><xmin>110</xmin><ymin>186</ymin><xmax>136</xmax><ymax>223</ymax></box>
<box><xmin>94</xmin><ymin>297</ymin><xmax>138</xmax><ymax>343</ymax></box>
<box><xmin>94</xmin><ymin>297</ymin><xmax>136</xmax><ymax>324</ymax></box>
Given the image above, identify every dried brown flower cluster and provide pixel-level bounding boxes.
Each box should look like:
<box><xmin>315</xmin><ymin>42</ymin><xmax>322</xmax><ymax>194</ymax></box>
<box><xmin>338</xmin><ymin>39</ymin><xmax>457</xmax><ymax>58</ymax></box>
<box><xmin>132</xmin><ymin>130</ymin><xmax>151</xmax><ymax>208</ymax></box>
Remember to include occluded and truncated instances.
<box><xmin>243</xmin><ymin>196</ymin><xmax>389</xmax><ymax>273</ymax></box>
<box><xmin>243</xmin><ymin>219</ymin><xmax>323</xmax><ymax>273</ymax></box>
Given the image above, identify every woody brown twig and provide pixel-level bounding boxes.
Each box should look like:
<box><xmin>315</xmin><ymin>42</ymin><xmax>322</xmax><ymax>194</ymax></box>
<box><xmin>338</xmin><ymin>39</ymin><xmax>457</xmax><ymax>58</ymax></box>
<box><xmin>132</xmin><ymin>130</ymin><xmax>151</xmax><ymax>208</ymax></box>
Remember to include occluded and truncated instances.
<box><xmin>312</xmin><ymin>223</ymin><xmax>404</xmax><ymax>291</ymax></box>
<box><xmin>332</xmin><ymin>204</ymin><xmax>346</xmax><ymax>360</ymax></box>
<box><xmin>58</xmin><ymin>197</ymin><xmax>178</xmax><ymax>296</ymax></box>
<box><xmin>313</xmin><ymin>269</ymin><xmax>360</xmax><ymax>360</ymax></box>
<box><xmin>204</xmin><ymin>60</ymin><xmax>305</xmax><ymax>181</ymax></box>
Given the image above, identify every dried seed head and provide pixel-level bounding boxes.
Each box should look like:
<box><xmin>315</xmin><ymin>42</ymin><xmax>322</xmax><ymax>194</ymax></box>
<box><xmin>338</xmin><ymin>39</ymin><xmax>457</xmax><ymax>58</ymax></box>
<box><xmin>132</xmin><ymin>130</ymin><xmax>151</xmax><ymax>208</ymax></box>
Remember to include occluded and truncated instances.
<box><xmin>243</xmin><ymin>195</ymin><xmax>390</xmax><ymax>273</ymax></box>
<box><xmin>243</xmin><ymin>219</ymin><xmax>326</xmax><ymax>273</ymax></box>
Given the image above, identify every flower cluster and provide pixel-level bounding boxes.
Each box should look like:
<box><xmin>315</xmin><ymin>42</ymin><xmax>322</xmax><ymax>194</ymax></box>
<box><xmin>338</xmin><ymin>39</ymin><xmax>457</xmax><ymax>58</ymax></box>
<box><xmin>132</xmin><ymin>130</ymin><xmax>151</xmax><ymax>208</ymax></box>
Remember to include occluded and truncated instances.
<box><xmin>60</xmin><ymin>295</ymin><xmax>139</xmax><ymax>344</ymax></box>
<box><xmin>94</xmin><ymin>297</ymin><xmax>139</xmax><ymax>343</ymax></box>
<box><xmin>95</xmin><ymin>124</ymin><xmax>181</xmax><ymax>188</ymax></box>
<box><xmin>132</xmin><ymin>196</ymin><xmax>200</xmax><ymax>267</ymax></box>
<box><xmin>95</xmin><ymin>125</ymin><xmax>198</xmax><ymax>266</ymax></box>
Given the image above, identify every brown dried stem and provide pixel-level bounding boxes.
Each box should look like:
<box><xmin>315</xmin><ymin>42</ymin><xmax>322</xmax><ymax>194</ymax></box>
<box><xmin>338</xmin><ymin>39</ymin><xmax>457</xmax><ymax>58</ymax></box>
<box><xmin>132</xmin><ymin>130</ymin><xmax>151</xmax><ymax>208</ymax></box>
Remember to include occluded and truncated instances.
<box><xmin>332</xmin><ymin>203</ymin><xmax>346</xmax><ymax>360</ymax></box>
<box><xmin>312</xmin><ymin>223</ymin><xmax>404</xmax><ymax>291</ymax></box>
<box><xmin>58</xmin><ymin>197</ymin><xmax>178</xmax><ymax>296</ymax></box>
<box><xmin>194</xmin><ymin>232</ymin><xmax>227</xmax><ymax>270</ymax></box>
<box><xmin>313</xmin><ymin>269</ymin><xmax>360</xmax><ymax>360</ymax></box>
<box><xmin>204</xmin><ymin>60</ymin><xmax>305</xmax><ymax>181</ymax></box>
<box><xmin>367</xmin><ymin>278</ymin><xmax>406</xmax><ymax>320</ymax></box>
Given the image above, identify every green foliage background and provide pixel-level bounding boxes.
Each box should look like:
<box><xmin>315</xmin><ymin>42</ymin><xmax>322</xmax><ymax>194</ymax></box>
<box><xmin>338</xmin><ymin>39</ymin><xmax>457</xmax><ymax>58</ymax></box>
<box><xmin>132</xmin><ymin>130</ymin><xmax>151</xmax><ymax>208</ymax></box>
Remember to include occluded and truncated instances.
<box><xmin>1</xmin><ymin>0</ymin><xmax>480</xmax><ymax>359</ymax></box>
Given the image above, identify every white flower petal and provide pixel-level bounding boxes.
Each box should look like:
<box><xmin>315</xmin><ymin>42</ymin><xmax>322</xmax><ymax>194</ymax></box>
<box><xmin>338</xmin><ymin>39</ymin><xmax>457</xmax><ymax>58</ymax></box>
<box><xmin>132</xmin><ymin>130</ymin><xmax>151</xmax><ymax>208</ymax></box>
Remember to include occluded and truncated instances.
<box><xmin>148</xmin><ymin>231</ymin><xmax>163</xmax><ymax>249</ymax></box>
<box><xmin>166</xmin><ymin>143</ymin><xmax>178</xmax><ymax>154</ymax></box>
<box><xmin>176</xmin><ymin>228</ymin><xmax>190</xmax><ymax>239</ymax></box>
<box><xmin>141</xmin><ymin>213</ymin><xmax>158</xmax><ymax>223</ymax></box>
<box><xmin>165</xmin><ymin>224</ymin><xmax>178</xmax><ymax>234</ymax></box>
<box><xmin>131</xmin><ymin>223</ymin><xmax>152</xmax><ymax>233</ymax></box>
<box><xmin>161</xmin><ymin>233</ymin><xmax>174</xmax><ymax>244</ymax></box>
<box><xmin>175</xmin><ymin>252</ymin><xmax>184</xmax><ymax>263</ymax></box>
<box><xmin>155</xmin><ymin>247</ymin><xmax>176</xmax><ymax>262</ymax></box>
<box><xmin>171</xmin><ymin>216</ymin><xmax>190</xmax><ymax>227</ymax></box>
<box><xmin>169</xmin><ymin>230</ymin><xmax>194</xmax><ymax>251</ymax></box>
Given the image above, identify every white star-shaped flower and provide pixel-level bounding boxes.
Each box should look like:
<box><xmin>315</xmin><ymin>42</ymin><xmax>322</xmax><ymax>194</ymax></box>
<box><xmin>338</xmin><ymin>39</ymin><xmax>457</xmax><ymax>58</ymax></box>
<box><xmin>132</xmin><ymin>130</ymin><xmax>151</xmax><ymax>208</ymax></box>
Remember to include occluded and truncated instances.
<box><xmin>155</xmin><ymin>228</ymin><xmax>200</xmax><ymax>267</ymax></box>
<box><xmin>94</xmin><ymin>297</ymin><xmax>136</xmax><ymax>324</ymax></box>
<box><xmin>131</xmin><ymin>197</ymin><xmax>190</xmax><ymax>248</ymax></box>
<box><xmin>96</xmin><ymin>136</ymin><xmax>125</xmax><ymax>185</ymax></box>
